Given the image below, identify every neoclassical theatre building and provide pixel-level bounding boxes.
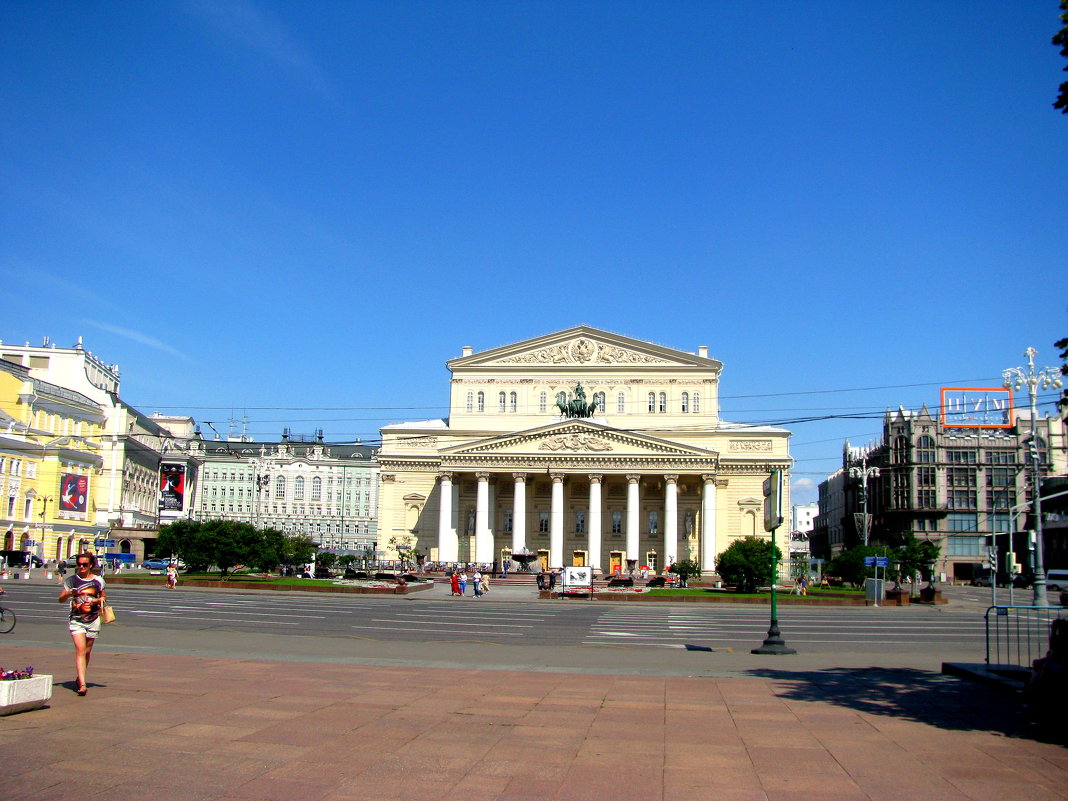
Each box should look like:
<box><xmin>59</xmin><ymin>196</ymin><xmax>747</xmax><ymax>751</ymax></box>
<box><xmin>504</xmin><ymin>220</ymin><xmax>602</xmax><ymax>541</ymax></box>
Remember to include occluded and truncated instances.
<box><xmin>377</xmin><ymin>327</ymin><xmax>791</xmax><ymax>574</ymax></box>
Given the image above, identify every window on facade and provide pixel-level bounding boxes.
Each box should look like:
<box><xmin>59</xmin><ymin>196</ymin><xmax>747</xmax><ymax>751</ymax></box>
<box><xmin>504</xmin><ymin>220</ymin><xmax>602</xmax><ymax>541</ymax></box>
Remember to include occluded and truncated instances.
<box><xmin>985</xmin><ymin>450</ymin><xmax>1015</xmax><ymax>464</ymax></box>
<box><xmin>917</xmin><ymin>467</ymin><xmax>936</xmax><ymax>486</ymax></box>
<box><xmin>988</xmin><ymin>512</ymin><xmax>1011</xmax><ymax>533</ymax></box>
<box><xmin>312</xmin><ymin>476</ymin><xmax>322</xmax><ymax>501</ymax></box>
<box><xmin>294</xmin><ymin>476</ymin><xmax>305</xmax><ymax>500</ymax></box>
<box><xmin>539</xmin><ymin>392</ymin><xmax>547</xmax><ymax>413</ymax></box>
<box><xmin>466</xmin><ymin>391</ymin><xmax>473</xmax><ymax>412</ymax></box>
<box><xmin>658</xmin><ymin>392</ymin><xmax>667</xmax><ymax>413</ymax></box>
<box><xmin>504</xmin><ymin>509</ymin><xmax>513</xmax><ymax>532</ymax></box>
<box><xmin>477</xmin><ymin>391</ymin><xmax>485</xmax><ymax>412</ymax></box>
<box><xmin>498</xmin><ymin>391</ymin><xmax>506</xmax><ymax>412</ymax></box>
<box><xmin>611</xmin><ymin>511</ymin><xmax>623</xmax><ymax>534</ymax></box>
<box><xmin>648</xmin><ymin>392</ymin><xmax>656</xmax><ymax>413</ymax></box>
<box><xmin>946</xmin><ymin>449</ymin><xmax>978</xmax><ymax>465</ymax></box>
<box><xmin>987</xmin><ymin>488</ymin><xmax>1016</xmax><ymax>510</ymax></box>
<box><xmin>917</xmin><ymin>489</ymin><xmax>937</xmax><ymax>508</ymax></box>
<box><xmin>693</xmin><ymin>393</ymin><xmax>700</xmax><ymax>413</ymax></box>
<box><xmin>987</xmin><ymin>467</ymin><xmax>1015</xmax><ymax>488</ymax></box>
<box><xmin>947</xmin><ymin>467</ymin><xmax>976</xmax><ymax>488</ymax></box>
<box><xmin>593</xmin><ymin>392</ymin><xmax>605</xmax><ymax>414</ymax></box>
<box><xmin>275</xmin><ymin>476</ymin><xmax>286</xmax><ymax>499</ymax></box>
<box><xmin>509</xmin><ymin>391</ymin><xmax>517</xmax><ymax>413</ymax></box>
<box><xmin>648</xmin><ymin>511</ymin><xmax>658</xmax><ymax>534</ymax></box>
<box><xmin>539</xmin><ymin>511</ymin><xmax>549</xmax><ymax>533</ymax></box>
<box><xmin>617</xmin><ymin>392</ymin><xmax>625</xmax><ymax>413</ymax></box>
<box><xmin>916</xmin><ymin>436</ymin><xmax>935</xmax><ymax>463</ymax></box>
<box><xmin>575</xmin><ymin>510</ymin><xmax>585</xmax><ymax>534</ymax></box>
<box><xmin>947</xmin><ymin>513</ymin><xmax>978</xmax><ymax>532</ymax></box>
<box><xmin>948</xmin><ymin>535</ymin><xmax>983</xmax><ymax>555</ymax></box>
<box><xmin>893</xmin><ymin>436</ymin><xmax>909</xmax><ymax>464</ymax></box>
<box><xmin>681</xmin><ymin>392</ymin><xmax>689</xmax><ymax>413</ymax></box>
<box><xmin>948</xmin><ymin>489</ymin><xmax>977</xmax><ymax>509</ymax></box>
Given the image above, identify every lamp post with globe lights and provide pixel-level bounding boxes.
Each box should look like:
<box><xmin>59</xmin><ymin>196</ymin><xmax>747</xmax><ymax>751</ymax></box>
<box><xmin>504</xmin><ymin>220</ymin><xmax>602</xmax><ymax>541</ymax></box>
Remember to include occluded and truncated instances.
<box><xmin>849</xmin><ymin>453</ymin><xmax>880</xmax><ymax>547</ymax></box>
<box><xmin>1003</xmin><ymin>347</ymin><xmax>1064</xmax><ymax>607</ymax></box>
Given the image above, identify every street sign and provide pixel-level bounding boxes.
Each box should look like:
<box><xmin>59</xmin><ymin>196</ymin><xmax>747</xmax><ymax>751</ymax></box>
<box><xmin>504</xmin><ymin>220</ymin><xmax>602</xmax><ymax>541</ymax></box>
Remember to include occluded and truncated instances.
<box><xmin>22</xmin><ymin>540</ymin><xmax>37</xmax><ymax>547</ymax></box>
<box><xmin>95</xmin><ymin>538</ymin><xmax>116</xmax><ymax>548</ymax></box>
<box><xmin>875</xmin><ymin>557</ymin><xmax>890</xmax><ymax>567</ymax></box>
<box><xmin>864</xmin><ymin>556</ymin><xmax>876</xmax><ymax>567</ymax></box>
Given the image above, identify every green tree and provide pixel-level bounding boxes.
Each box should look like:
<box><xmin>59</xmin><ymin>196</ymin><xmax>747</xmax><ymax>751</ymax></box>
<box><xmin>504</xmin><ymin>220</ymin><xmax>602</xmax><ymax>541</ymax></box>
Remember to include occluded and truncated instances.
<box><xmin>282</xmin><ymin>534</ymin><xmax>316</xmax><ymax>567</ymax></box>
<box><xmin>828</xmin><ymin>545</ymin><xmax>898</xmax><ymax>587</ymax></box>
<box><xmin>1056</xmin><ymin>335</ymin><xmax>1068</xmax><ymax>375</ymax></box>
<box><xmin>205</xmin><ymin>520</ymin><xmax>259</xmax><ymax>576</ymax></box>
<box><xmin>156</xmin><ymin>519</ymin><xmax>214</xmax><ymax>572</ymax></box>
<box><xmin>716</xmin><ymin>536</ymin><xmax>781</xmax><ymax>593</ymax></box>
<box><xmin>895</xmin><ymin>535</ymin><xmax>940</xmax><ymax>587</ymax></box>
<box><xmin>249</xmin><ymin>527</ymin><xmax>286</xmax><ymax>573</ymax></box>
<box><xmin>1054</xmin><ymin>1</ymin><xmax>1068</xmax><ymax>113</ymax></box>
<box><xmin>667</xmin><ymin>559</ymin><xmax>701</xmax><ymax>588</ymax></box>
<box><xmin>316</xmin><ymin>551</ymin><xmax>339</xmax><ymax>569</ymax></box>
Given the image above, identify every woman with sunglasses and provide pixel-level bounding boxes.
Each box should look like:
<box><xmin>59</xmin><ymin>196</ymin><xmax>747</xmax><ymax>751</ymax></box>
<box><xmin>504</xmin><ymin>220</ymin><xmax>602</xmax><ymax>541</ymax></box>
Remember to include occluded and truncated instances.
<box><xmin>58</xmin><ymin>552</ymin><xmax>106</xmax><ymax>695</ymax></box>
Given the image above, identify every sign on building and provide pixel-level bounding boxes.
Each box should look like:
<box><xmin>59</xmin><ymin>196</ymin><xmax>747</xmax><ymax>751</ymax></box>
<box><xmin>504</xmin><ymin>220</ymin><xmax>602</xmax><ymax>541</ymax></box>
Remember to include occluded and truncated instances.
<box><xmin>940</xmin><ymin>387</ymin><xmax>1013</xmax><ymax>429</ymax></box>
<box><xmin>59</xmin><ymin>473</ymin><xmax>88</xmax><ymax>513</ymax></box>
<box><xmin>159</xmin><ymin>464</ymin><xmax>186</xmax><ymax>511</ymax></box>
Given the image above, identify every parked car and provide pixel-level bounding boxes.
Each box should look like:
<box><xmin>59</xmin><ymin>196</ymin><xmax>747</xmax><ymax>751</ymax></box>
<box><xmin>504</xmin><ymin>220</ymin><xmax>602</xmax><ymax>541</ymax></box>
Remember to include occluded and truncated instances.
<box><xmin>1045</xmin><ymin>570</ymin><xmax>1068</xmax><ymax>592</ymax></box>
<box><xmin>0</xmin><ymin>550</ymin><xmax>44</xmax><ymax>568</ymax></box>
<box><xmin>972</xmin><ymin>574</ymin><xmax>994</xmax><ymax>587</ymax></box>
<box><xmin>142</xmin><ymin>558</ymin><xmax>183</xmax><ymax>571</ymax></box>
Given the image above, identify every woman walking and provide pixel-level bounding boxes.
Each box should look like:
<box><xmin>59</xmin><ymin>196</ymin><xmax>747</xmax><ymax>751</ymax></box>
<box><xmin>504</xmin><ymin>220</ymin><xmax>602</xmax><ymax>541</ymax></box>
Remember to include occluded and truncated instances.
<box><xmin>457</xmin><ymin>570</ymin><xmax>468</xmax><ymax>596</ymax></box>
<box><xmin>58</xmin><ymin>553</ymin><xmax>106</xmax><ymax>696</ymax></box>
<box><xmin>450</xmin><ymin>571</ymin><xmax>461</xmax><ymax>596</ymax></box>
<box><xmin>166</xmin><ymin>562</ymin><xmax>178</xmax><ymax>590</ymax></box>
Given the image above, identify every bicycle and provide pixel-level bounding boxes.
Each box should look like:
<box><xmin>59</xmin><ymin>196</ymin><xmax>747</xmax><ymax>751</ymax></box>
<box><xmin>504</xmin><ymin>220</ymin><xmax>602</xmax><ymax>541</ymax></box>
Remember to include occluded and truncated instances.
<box><xmin>0</xmin><ymin>604</ymin><xmax>15</xmax><ymax>634</ymax></box>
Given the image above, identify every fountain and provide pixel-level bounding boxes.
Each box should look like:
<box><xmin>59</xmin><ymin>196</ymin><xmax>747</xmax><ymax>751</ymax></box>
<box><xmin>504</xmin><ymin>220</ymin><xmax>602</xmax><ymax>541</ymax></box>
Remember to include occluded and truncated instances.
<box><xmin>511</xmin><ymin>547</ymin><xmax>539</xmax><ymax>572</ymax></box>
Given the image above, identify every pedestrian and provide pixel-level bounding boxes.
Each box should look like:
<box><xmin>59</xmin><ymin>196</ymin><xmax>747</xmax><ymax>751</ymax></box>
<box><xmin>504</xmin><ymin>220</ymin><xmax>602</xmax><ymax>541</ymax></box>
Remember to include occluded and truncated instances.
<box><xmin>472</xmin><ymin>570</ymin><xmax>483</xmax><ymax>597</ymax></box>
<box><xmin>58</xmin><ymin>552</ymin><xmax>106</xmax><ymax>696</ymax></box>
<box><xmin>793</xmin><ymin>577</ymin><xmax>802</xmax><ymax>596</ymax></box>
<box><xmin>548</xmin><ymin>571</ymin><xmax>558</xmax><ymax>591</ymax></box>
<box><xmin>537</xmin><ymin>570</ymin><xmax>547</xmax><ymax>590</ymax></box>
<box><xmin>450</xmin><ymin>571</ymin><xmax>461</xmax><ymax>596</ymax></box>
<box><xmin>800</xmin><ymin>576</ymin><xmax>808</xmax><ymax>596</ymax></box>
<box><xmin>458</xmin><ymin>570</ymin><xmax>468</xmax><ymax>596</ymax></box>
<box><xmin>501</xmin><ymin>560</ymin><xmax>508</xmax><ymax>579</ymax></box>
<box><xmin>166</xmin><ymin>562</ymin><xmax>178</xmax><ymax>590</ymax></box>
<box><xmin>481</xmin><ymin>572</ymin><xmax>490</xmax><ymax>595</ymax></box>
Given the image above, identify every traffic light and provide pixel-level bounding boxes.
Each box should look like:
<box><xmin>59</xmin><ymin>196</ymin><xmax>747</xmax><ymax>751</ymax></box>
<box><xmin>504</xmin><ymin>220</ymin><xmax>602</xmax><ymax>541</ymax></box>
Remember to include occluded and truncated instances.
<box><xmin>763</xmin><ymin>468</ymin><xmax>783</xmax><ymax>532</ymax></box>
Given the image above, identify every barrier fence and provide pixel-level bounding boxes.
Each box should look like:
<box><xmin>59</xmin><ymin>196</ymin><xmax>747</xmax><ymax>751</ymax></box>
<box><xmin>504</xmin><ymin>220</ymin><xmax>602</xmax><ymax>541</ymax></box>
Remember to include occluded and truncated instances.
<box><xmin>985</xmin><ymin>605</ymin><xmax>1067</xmax><ymax>668</ymax></box>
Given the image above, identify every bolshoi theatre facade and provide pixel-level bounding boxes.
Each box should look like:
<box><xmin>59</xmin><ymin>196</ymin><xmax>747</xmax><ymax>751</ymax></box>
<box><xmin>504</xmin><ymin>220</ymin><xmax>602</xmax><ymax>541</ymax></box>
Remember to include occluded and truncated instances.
<box><xmin>377</xmin><ymin>327</ymin><xmax>791</xmax><ymax>574</ymax></box>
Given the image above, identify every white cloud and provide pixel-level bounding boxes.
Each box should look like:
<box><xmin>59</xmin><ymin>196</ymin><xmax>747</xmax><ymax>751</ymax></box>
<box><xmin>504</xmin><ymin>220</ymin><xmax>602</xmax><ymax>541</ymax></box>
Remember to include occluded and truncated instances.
<box><xmin>82</xmin><ymin>320</ymin><xmax>193</xmax><ymax>363</ymax></box>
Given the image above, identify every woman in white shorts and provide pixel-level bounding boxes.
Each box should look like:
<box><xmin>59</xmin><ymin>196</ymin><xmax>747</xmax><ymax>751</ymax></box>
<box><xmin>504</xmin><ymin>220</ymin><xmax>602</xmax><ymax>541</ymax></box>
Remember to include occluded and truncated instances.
<box><xmin>58</xmin><ymin>553</ymin><xmax>106</xmax><ymax>696</ymax></box>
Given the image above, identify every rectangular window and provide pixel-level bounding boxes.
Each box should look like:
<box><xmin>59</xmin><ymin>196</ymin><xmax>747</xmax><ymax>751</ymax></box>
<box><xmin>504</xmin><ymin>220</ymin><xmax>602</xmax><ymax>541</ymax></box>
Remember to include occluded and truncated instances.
<box><xmin>611</xmin><ymin>511</ymin><xmax>622</xmax><ymax>534</ymax></box>
<box><xmin>987</xmin><ymin>489</ymin><xmax>1015</xmax><ymax>510</ymax></box>
<box><xmin>648</xmin><ymin>511</ymin><xmax>658</xmax><ymax>534</ymax></box>
<box><xmin>504</xmin><ymin>509</ymin><xmax>513</xmax><ymax>532</ymax></box>
<box><xmin>946</xmin><ymin>468</ymin><xmax>976</xmax><ymax>487</ymax></box>
<box><xmin>917</xmin><ymin>467</ymin><xmax>936</xmax><ymax>487</ymax></box>
<box><xmin>987</xmin><ymin>467</ymin><xmax>1015</xmax><ymax>488</ymax></box>
<box><xmin>575</xmin><ymin>510</ymin><xmax>585</xmax><ymax>534</ymax></box>
<box><xmin>947</xmin><ymin>513</ymin><xmax>978</xmax><ymax>532</ymax></box>
<box><xmin>988</xmin><ymin>512</ymin><xmax>1011</xmax><ymax>533</ymax></box>
<box><xmin>946</xmin><ymin>450</ymin><xmax>977</xmax><ymax>464</ymax></box>
<box><xmin>985</xmin><ymin>451</ymin><xmax>1015</xmax><ymax>464</ymax></box>
<box><xmin>948</xmin><ymin>535</ymin><xmax>983</xmax><ymax>556</ymax></box>
<box><xmin>539</xmin><ymin>511</ymin><xmax>549</xmax><ymax>533</ymax></box>
<box><xmin>948</xmin><ymin>490</ymin><xmax>976</xmax><ymax>509</ymax></box>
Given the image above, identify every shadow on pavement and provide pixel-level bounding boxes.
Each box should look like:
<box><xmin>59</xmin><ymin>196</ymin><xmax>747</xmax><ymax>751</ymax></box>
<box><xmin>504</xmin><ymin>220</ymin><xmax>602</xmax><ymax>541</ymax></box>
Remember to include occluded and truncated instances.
<box><xmin>743</xmin><ymin>665</ymin><xmax>1066</xmax><ymax>747</ymax></box>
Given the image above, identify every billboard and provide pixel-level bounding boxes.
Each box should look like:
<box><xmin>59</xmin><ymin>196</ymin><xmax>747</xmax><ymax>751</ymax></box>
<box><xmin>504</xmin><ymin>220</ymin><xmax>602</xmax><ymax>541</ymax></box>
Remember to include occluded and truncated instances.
<box><xmin>940</xmin><ymin>387</ymin><xmax>1013</xmax><ymax>429</ymax></box>
<box><xmin>59</xmin><ymin>473</ymin><xmax>88</xmax><ymax>513</ymax></box>
<box><xmin>159</xmin><ymin>463</ymin><xmax>186</xmax><ymax>511</ymax></box>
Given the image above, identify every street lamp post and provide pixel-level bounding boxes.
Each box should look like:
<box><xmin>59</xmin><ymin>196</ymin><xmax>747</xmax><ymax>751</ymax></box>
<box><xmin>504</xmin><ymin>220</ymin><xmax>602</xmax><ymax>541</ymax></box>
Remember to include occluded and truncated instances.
<box><xmin>849</xmin><ymin>454</ymin><xmax>881</xmax><ymax>547</ymax></box>
<box><xmin>1003</xmin><ymin>347</ymin><xmax>1064</xmax><ymax>607</ymax></box>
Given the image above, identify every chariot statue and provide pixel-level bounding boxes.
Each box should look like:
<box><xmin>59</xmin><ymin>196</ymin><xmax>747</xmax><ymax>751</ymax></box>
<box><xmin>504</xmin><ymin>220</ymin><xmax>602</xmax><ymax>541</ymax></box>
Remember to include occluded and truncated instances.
<box><xmin>555</xmin><ymin>383</ymin><xmax>598</xmax><ymax>418</ymax></box>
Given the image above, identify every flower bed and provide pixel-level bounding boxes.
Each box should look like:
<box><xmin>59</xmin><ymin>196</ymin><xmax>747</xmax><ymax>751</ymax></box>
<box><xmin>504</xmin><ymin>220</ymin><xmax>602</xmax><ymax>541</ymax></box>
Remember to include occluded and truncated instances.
<box><xmin>0</xmin><ymin>668</ymin><xmax>52</xmax><ymax>716</ymax></box>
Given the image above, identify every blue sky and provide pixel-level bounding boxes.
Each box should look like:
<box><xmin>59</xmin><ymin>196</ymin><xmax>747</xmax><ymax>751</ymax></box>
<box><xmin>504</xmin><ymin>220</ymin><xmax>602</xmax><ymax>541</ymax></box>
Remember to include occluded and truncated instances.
<box><xmin>2</xmin><ymin>2</ymin><xmax>1065</xmax><ymax>505</ymax></box>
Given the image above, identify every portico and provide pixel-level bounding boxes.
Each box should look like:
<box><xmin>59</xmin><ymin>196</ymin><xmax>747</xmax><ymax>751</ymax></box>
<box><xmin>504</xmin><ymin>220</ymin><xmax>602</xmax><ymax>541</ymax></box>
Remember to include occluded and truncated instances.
<box><xmin>377</xmin><ymin>327</ymin><xmax>791</xmax><ymax>574</ymax></box>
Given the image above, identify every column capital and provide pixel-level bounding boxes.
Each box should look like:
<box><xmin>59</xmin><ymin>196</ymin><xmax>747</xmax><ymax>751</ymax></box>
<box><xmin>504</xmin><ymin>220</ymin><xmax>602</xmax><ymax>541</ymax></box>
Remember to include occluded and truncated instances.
<box><xmin>512</xmin><ymin>472</ymin><xmax>528</xmax><ymax>482</ymax></box>
<box><xmin>588</xmin><ymin>473</ymin><xmax>603</xmax><ymax>484</ymax></box>
<box><xmin>701</xmin><ymin>473</ymin><xmax>716</xmax><ymax>484</ymax></box>
<box><xmin>437</xmin><ymin>471</ymin><xmax>454</xmax><ymax>483</ymax></box>
<box><xmin>475</xmin><ymin>471</ymin><xmax>491</xmax><ymax>481</ymax></box>
<box><xmin>716</xmin><ymin>478</ymin><xmax>729</xmax><ymax>488</ymax></box>
<box><xmin>550</xmin><ymin>472</ymin><xmax>566</xmax><ymax>483</ymax></box>
<box><xmin>664</xmin><ymin>474</ymin><xmax>679</xmax><ymax>484</ymax></box>
<box><xmin>626</xmin><ymin>474</ymin><xmax>641</xmax><ymax>484</ymax></box>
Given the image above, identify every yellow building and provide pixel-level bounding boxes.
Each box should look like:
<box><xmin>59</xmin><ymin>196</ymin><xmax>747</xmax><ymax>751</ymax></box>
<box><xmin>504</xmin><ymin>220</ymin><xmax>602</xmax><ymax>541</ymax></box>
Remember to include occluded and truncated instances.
<box><xmin>0</xmin><ymin>357</ymin><xmax>106</xmax><ymax>561</ymax></box>
<box><xmin>378</xmin><ymin>327</ymin><xmax>791</xmax><ymax>573</ymax></box>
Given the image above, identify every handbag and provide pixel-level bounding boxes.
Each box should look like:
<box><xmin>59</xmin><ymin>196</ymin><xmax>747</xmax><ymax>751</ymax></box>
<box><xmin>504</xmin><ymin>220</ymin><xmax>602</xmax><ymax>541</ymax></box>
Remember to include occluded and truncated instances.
<box><xmin>101</xmin><ymin>603</ymin><xmax>116</xmax><ymax>624</ymax></box>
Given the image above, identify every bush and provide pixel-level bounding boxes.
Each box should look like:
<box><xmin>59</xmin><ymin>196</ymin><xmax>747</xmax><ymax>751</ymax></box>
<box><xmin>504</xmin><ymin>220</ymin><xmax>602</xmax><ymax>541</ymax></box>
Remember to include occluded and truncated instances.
<box><xmin>716</xmin><ymin>536</ymin><xmax>781</xmax><ymax>593</ymax></box>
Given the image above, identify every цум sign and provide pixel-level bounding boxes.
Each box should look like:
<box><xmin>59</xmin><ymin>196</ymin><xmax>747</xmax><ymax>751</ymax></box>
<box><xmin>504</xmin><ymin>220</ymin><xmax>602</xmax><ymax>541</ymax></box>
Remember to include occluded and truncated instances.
<box><xmin>940</xmin><ymin>387</ymin><xmax>1013</xmax><ymax>429</ymax></box>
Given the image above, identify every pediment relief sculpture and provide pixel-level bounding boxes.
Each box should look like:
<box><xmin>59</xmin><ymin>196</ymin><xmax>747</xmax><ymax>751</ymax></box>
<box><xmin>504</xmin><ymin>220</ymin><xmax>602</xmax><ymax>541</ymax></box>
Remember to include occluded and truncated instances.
<box><xmin>538</xmin><ymin>434</ymin><xmax>614</xmax><ymax>452</ymax></box>
<box><xmin>495</xmin><ymin>338</ymin><xmax>672</xmax><ymax>366</ymax></box>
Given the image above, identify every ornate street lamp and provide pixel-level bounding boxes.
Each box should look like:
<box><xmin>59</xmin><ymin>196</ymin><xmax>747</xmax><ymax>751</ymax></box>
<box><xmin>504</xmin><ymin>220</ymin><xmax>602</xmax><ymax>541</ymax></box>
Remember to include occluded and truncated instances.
<box><xmin>849</xmin><ymin>454</ymin><xmax>880</xmax><ymax>547</ymax></box>
<box><xmin>1003</xmin><ymin>347</ymin><xmax>1064</xmax><ymax>607</ymax></box>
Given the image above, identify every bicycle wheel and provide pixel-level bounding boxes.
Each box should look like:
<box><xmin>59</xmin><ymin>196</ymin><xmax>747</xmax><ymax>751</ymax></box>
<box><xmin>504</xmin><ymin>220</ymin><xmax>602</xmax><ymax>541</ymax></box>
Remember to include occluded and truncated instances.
<box><xmin>0</xmin><ymin>606</ymin><xmax>15</xmax><ymax>634</ymax></box>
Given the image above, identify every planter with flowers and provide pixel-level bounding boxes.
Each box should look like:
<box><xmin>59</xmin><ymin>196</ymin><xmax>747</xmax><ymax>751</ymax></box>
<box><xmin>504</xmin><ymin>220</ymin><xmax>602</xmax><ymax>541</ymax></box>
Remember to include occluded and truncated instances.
<box><xmin>0</xmin><ymin>667</ymin><xmax>52</xmax><ymax>715</ymax></box>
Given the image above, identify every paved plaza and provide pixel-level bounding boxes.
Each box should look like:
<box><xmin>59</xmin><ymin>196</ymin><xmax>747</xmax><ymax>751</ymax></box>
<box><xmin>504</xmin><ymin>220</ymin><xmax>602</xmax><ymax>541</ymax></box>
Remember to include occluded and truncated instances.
<box><xmin>2</xmin><ymin>640</ymin><xmax>1066</xmax><ymax>801</ymax></box>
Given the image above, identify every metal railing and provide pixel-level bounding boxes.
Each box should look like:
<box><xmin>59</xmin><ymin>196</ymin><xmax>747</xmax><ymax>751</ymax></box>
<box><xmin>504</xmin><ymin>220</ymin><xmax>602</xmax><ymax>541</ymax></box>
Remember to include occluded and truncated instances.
<box><xmin>985</xmin><ymin>605</ymin><xmax>1067</xmax><ymax>668</ymax></box>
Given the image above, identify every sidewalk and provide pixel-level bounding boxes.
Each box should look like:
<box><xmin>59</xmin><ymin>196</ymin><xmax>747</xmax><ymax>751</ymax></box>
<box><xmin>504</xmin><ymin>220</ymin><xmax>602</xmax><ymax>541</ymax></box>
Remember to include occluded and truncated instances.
<box><xmin>1</xmin><ymin>644</ymin><xmax>1065</xmax><ymax>801</ymax></box>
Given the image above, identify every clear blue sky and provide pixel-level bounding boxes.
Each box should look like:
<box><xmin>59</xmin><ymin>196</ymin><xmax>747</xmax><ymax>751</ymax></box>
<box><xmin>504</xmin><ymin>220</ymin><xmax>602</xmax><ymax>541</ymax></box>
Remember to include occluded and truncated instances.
<box><xmin>2</xmin><ymin>2</ymin><xmax>1065</xmax><ymax>505</ymax></box>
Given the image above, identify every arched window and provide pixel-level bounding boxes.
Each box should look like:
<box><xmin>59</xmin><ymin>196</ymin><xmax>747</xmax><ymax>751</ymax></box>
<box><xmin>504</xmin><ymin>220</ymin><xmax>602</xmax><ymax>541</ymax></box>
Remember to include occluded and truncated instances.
<box><xmin>294</xmin><ymin>476</ymin><xmax>305</xmax><ymax>500</ymax></box>
<box><xmin>498</xmin><ymin>391</ymin><xmax>506</xmax><ymax>412</ymax></box>
<box><xmin>311</xmin><ymin>476</ymin><xmax>322</xmax><ymax>501</ymax></box>
<box><xmin>509</xmin><ymin>391</ymin><xmax>518</xmax><ymax>413</ymax></box>
<box><xmin>466</xmin><ymin>391</ymin><xmax>473</xmax><ymax>412</ymax></box>
<box><xmin>658</xmin><ymin>392</ymin><xmax>667</xmax><ymax>413</ymax></box>
<box><xmin>275</xmin><ymin>476</ymin><xmax>286</xmax><ymax>499</ymax></box>
<box><xmin>681</xmin><ymin>392</ymin><xmax>689</xmax><ymax>413</ymax></box>
<box><xmin>893</xmin><ymin>436</ymin><xmax>909</xmax><ymax>464</ymax></box>
<box><xmin>917</xmin><ymin>436</ymin><xmax>935</xmax><ymax>463</ymax></box>
<box><xmin>594</xmin><ymin>391</ymin><xmax>605</xmax><ymax>414</ymax></box>
<box><xmin>617</xmin><ymin>392</ymin><xmax>626</xmax><ymax>413</ymax></box>
<box><xmin>693</xmin><ymin>392</ymin><xmax>701</xmax><ymax>413</ymax></box>
<box><xmin>477</xmin><ymin>391</ymin><xmax>485</xmax><ymax>412</ymax></box>
<box><xmin>539</xmin><ymin>392</ymin><xmax>547</xmax><ymax>413</ymax></box>
<box><xmin>648</xmin><ymin>392</ymin><xmax>656</xmax><ymax>412</ymax></box>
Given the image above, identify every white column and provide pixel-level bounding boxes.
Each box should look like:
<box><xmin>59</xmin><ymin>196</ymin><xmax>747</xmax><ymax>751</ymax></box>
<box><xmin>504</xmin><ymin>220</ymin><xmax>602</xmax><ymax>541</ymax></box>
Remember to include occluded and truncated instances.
<box><xmin>701</xmin><ymin>474</ymin><xmax>718</xmax><ymax>573</ymax></box>
<box><xmin>626</xmin><ymin>474</ymin><xmax>641</xmax><ymax>563</ymax></box>
<box><xmin>550</xmin><ymin>473</ymin><xmax>565</xmax><ymax>568</ymax></box>
<box><xmin>588</xmin><ymin>474</ymin><xmax>602</xmax><ymax>573</ymax></box>
<box><xmin>664</xmin><ymin>475</ymin><xmax>678</xmax><ymax>569</ymax></box>
<box><xmin>475</xmin><ymin>472</ymin><xmax>493</xmax><ymax>564</ymax></box>
<box><xmin>512</xmin><ymin>473</ymin><xmax>527</xmax><ymax>555</ymax></box>
<box><xmin>437</xmin><ymin>472</ymin><xmax>457</xmax><ymax>562</ymax></box>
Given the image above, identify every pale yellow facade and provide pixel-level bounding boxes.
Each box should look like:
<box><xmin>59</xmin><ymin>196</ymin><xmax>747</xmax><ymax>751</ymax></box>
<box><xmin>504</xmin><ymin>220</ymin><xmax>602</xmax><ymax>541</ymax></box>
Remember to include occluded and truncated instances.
<box><xmin>378</xmin><ymin>327</ymin><xmax>791</xmax><ymax>573</ymax></box>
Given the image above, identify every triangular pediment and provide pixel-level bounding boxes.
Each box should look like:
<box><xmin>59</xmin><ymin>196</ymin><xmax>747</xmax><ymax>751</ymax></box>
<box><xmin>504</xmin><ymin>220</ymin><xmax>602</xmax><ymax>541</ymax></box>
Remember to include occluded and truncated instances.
<box><xmin>441</xmin><ymin>419</ymin><xmax>718</xmax><ymax>458</ymax></box>
<box><xmin>447</xmin><ymin>326</ymin><xmax>721</xmax><ymax>370</ymax></box>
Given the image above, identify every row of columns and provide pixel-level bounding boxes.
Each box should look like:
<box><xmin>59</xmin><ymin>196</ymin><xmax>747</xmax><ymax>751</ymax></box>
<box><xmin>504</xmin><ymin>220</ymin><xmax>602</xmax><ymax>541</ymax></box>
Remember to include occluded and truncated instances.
<box><xmin>436</xmin><ymin>471</ymin><xmax>719</xmax><ymax>571</ymax></box>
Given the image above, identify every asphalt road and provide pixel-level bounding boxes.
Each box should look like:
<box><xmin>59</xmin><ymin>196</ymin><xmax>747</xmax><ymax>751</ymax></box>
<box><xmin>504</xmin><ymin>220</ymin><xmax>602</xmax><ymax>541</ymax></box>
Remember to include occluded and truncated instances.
<box><xmin>0</xmin><ymin>581</ymin><xmax>997</xmax><ymax>676</ymax></box>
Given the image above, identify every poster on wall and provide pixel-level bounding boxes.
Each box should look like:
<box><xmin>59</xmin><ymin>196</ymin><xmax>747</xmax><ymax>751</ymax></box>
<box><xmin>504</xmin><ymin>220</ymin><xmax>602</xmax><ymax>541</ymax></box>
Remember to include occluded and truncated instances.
<box><xmin>59</xmin><ymin>473</ymin><xmax>88</xmax><ymax>513</ymax></box>
<box><xmin>159</xmin><ymin>464</ymin><xmax>186</xmax><ymax>511</ymax></box>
